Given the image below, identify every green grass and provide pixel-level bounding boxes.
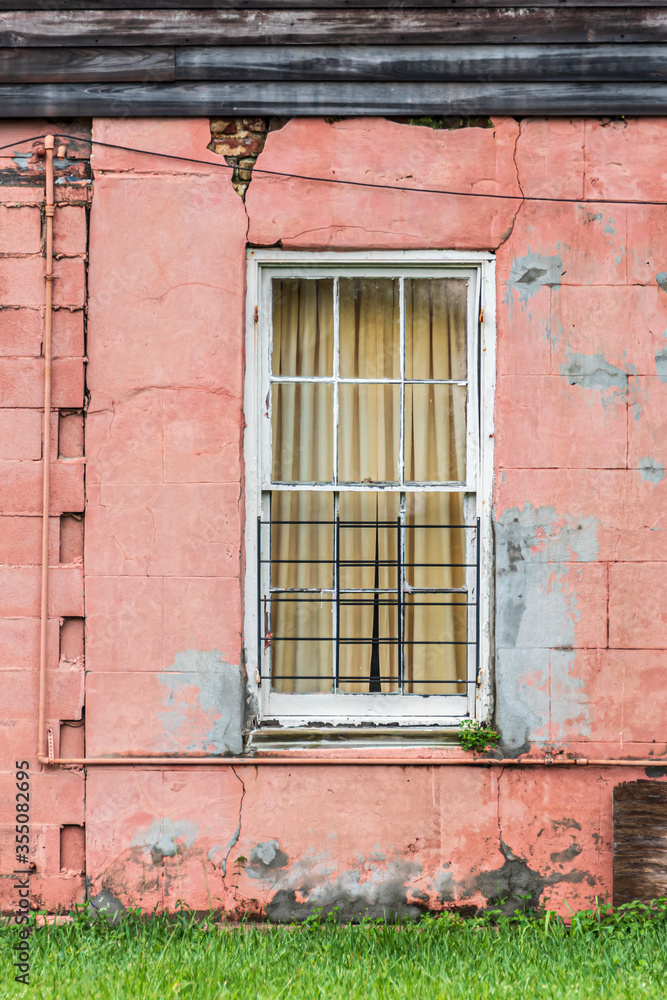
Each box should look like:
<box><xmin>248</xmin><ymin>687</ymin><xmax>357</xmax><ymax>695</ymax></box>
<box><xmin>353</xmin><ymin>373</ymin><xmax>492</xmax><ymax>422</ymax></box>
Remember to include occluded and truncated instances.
<box><xmin>2</xmin><ymin>901</ymin><xmax>667</xmax><ymax>999</ymax></box>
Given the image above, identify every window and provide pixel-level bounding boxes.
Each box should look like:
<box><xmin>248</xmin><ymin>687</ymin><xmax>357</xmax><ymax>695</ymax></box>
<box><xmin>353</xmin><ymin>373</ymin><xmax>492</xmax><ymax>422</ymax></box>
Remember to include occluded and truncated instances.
<box><xmin>245</xmin><ymin>251</ymin><xmax>494</xmax><ymax>728</ymax></box>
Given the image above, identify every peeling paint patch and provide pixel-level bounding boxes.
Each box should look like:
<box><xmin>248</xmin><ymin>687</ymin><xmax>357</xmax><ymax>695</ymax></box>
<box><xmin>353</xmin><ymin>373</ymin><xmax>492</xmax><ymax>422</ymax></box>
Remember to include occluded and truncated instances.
<box><xmin>247</xmin><ymin>840</ymin><xmax>289</xmax><ymax>879</ymax></box>
<box><xmin>130</xmin><ymin>818</ymin><xmax>198</xmax><ymax>864</ymax></box>
<box><xmin>655</xmin><ymin>351</ymin><xmax>667</xmax><ymax>383</ymax></box>
<box><xmin>638</xmin><ymin>457</ymin><xmax>664</xmax><ymax>484</ymax></box>
<box><xmin>550</xmin><ymin>650</ymin><xmax>591</xmax><ymax>742</ymax></box>
<box><xmin>656</xmin><ymin>272</ymin><xmax>667</xmax><ymax>293</ymax></box>
<box><xmin>560</xmin><ymin>350</ymin><xmax>628</xmax><ymax>392</ymax></box>
<box><xmin>159</xmin><ymin>651</ymin><xmax>243</xmax><ymax>755</ymax></box>
<box><xmin>476</xmin><ymin>841</ymin><xmax>590</xmax><ymax>915</ymax></box>
<box><xmin>505</xmin><ymin>251</ymin><xmax>563</xmax><ymax>306</ymax></box>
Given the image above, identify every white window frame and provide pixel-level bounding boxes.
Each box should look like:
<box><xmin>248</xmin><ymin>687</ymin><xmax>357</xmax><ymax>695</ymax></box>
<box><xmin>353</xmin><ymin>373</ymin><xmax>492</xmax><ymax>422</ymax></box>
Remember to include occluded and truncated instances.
<box><xmin>244</xmin><ymin>249</ymin><xmax>495</xmax><ymax>729</ymax></box>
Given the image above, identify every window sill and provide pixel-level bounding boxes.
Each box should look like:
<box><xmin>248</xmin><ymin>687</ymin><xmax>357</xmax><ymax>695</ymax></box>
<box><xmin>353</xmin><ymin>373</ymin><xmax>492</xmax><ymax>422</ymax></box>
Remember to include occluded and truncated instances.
<box><xmin>245</xmin><ymin>724</ymin><xmax>462</xmax><ymax>752</ymax></box>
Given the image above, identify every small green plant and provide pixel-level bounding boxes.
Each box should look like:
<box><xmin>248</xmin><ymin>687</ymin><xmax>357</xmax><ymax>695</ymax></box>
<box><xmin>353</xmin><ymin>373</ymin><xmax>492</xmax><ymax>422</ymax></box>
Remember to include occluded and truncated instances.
<box><xmin>458</xmin><ymin>719</ymin><xmax>500</xmax><ymax>753</ymax></box>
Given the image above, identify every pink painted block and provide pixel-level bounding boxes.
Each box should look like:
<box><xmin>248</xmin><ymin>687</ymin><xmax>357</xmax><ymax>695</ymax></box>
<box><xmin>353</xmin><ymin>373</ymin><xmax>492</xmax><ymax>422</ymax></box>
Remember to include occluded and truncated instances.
<box><xmin>497</xmin><ymin>282</ymin><xmax>551</xmax><ymax>376</ymax></box>
<box><xmin>86</xmin><ymin>670</ymin><xmax>237</xmax><ymax>756</ymax></box>
<box><xmin>0</xmin><ymin>515</ymin><xmax>59</xmax><ymax>565</ymax></box>
<box><xmin>53</xmin><ymin>258</ymin><xmax>85</xmax><ymax>309</ymax></box>
<box><xmin>609</xmin><ymin>562</ymin><xmax>667</xmax><ymax>649</ymax></box>
<box><xmin>0</xmin><ymin>307</ymin><xmax>41</xmax><ymax>357</ymax></box>
<box><xmin>497</xmin><ymin>470</ymin><xmax>667</xmax><ymax>546</ymax></box>
<box><xmin>626</xmin><ymin>205</ymin><xmax>667</xmax><ymax>285</ymax></box>
<box><xmin>0</xmin><ymin>205</ymin><xmax>41</xmax><ymax>254</ymax></box>
<box><xmin>53</xmin><ymin>309</ymin><xmax>84</xmax><ymax>358</ymax></box>
<box><xmin>147</xmin><ymin>483</ymin><xmax>242</xmax><ymax>578</ymax></box>
<box><xmin>59</xmin><ymin>412</ymin><xmax>84</xmax><ymax>459</ymax></box>
<box><xmin>162</xmin><ymin>577</ymin><xmax>241</xmax><ymax>669</ymax></box>
<box><xmin>0</xmin><ymin>459</ymin><xmax>84</xmax><ymax>514</ymax></box>
<box><xmin>0</xmin><ymin>618</ymin><xmax>59</xmax><ymax>672</ymax></box>
<box><xmin>0</xmin><ymin>357</ymin><xmax>84</xmax><ymax>407</ymax></box>
<box><xmin>553</xmin><ymin>284</ymin><xmax>667</xmax><ymax>377</ymax></box>
<box><xmin>92</xmin><ymin>118</ymin><xmax>224</xmax><ymax>174</ymax></box>
<box><xmin>549</xmin><ymin>649</ymin><xmax>620</xmax><ymax>744</ymax></box>
<box><xmin>0</xmin><ymin>409</ymin><xmax>41</xmax><ymax>459</ymax></box>
<box><xmin>0</xmin><ymin>257</ymin><xmax>44</xmax><ymax>307</ymax></box>
<box><xmin>163</xmin><ymin>388</ymin><xmax>242</xmax><ymax>484</ymax></box>
<box><xmin>499</xmin><ymin>767</ymin><xmax>609</xmax><ymax>913</ymax></box>
<box><xmin>604</xmin><ymin>649</ymin><xmax>667</xmax><ymax>743</ymax></box>
<box><xmin>86</xmin><ymin>390</ymin><xmax>163</xmax><ymax>486</ymax></box>
<box><xmin>87</xmin><ymin>174</ymin><xmax>247</xmax><ymax>398</ymax></box>
<box><xmin>496</xmin><ymin>374</ymin><xmax>627</xmax><ymax>469</ymax></box>
<box><xmin>584</xmin><ymin>118</ymin><xmax>667</xmax><ymax>203</ymax></box>
<box><xmin>0</xmin><ymin>770</ymin><xmax>83</xmax><ymax>825</ymax></box>
<box><xmin>1</xmin><ymin>668</ymin><xmax>83</xmax><ymax>721</ymax></box>
<box><xmin>0</xmin><ymin>565</ymin><xmax>82</xmax><ymax>617</ymax></box>
<box><xmin>53</xmin><ymin>206</ymin><xmax>87</xmax><ymax>256</ymax></box>
<box><xmin>247</xmin><ymin>117</ymin><xmax>521</xmax><ymax>250</ymax></box>
<box><xmin>628</xmin><ymin>377</ymin><xmax>667</xmax><ymax>480</ymax></box>
<box><xmin>514</xmin><ymin>118</ymin><xmax>585</xmax><ymax>201</ymax></box>
<box><xmin>84</xmin><ymin>496</ymin><xmax>154</xmax><ymax>577</ymax></box>
<box><xmin>85</xmin><ymin>576</ymin><xmax>162</xmax><ymax>673</ymax></box>
<box><xmin>505</xmin><ymin>199</ymin><xmax>627</xmax><ymax>287</ymax></box>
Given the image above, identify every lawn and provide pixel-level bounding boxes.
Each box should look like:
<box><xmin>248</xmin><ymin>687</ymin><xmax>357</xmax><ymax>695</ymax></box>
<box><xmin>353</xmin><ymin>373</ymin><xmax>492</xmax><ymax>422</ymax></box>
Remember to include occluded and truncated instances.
<box><xmin>2</xmin><ymin>902</ymin><xmax>667</xmax><ymax>999</ymax></box>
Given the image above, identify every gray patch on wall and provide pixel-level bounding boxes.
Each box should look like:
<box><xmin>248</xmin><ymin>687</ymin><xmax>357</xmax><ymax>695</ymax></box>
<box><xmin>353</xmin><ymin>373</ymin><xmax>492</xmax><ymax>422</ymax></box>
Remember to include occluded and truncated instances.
<box><xmin>656</xmin><ymin>273</ymin><xmax>667</xmax><ymax>293</ymax></box>
<box><xmin>494</xmin><ymin>505</ymin><xmax>598</xmax><ymax>753</ymax></box>
<box><xmin>159</xmin><ymin>651</ymin><xmax>244</xmax><ymax>756</ymax></box>
<box><xmin>247</xmin><ymin>840</ymin><xmax>289</xmax><ymax>878</ymax></box>
<box><xmin>655</xmin><ymin>352</ymin><xmax>667</xmax><ymax>383</ymax></box>
<box><xmin>638</xmin><ymin>457</ymin><xmax>664</xmax><ymax>484</ymax></box>
<box><xmin>476</xmin><ymin>841</ymin><xmax>591</xmax><ymax>915</ymax></box>
<box><xmin>505</xmin><ymin>251</ymin><xmax>563</xmax><ymax>306</ymax></box>
<box><xmin>560</xmin><ymin>350</ymin><xmax>628</xmax><ymax>391</ymax></box>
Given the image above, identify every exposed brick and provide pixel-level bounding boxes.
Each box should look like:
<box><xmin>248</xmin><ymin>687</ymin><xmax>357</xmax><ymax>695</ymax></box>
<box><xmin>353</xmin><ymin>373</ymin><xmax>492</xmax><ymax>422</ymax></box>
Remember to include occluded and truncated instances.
<box><xmin>0</xmin><ymin>357</ymin><xmax>84</xmax><ymax>407</ymax></box>
<box><xmin>0</xmin><ymin>408</ymin><xmax>42</xmax><ymax>459</ymax></box>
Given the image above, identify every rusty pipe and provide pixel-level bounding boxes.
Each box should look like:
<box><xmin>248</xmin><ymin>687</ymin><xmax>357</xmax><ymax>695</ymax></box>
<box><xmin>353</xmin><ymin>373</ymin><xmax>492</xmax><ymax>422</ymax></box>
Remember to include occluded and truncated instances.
<box><xmin>38</xmin><ymin>136</ymin><xmax>55</xmax><ymax>765</ymax></box>
<box><xmin>36</xmin><ymin>754</ymin><xmax>667</xmax><ymax>767</ymax></box>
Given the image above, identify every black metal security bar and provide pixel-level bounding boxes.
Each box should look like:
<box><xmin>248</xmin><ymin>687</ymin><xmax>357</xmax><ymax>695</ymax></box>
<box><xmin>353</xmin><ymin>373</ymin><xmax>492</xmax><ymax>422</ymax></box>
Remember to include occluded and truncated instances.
<box><xmin>258</xmin><ymin>516</ymin><xmax>479</xmax><ymax>695</ymax></box>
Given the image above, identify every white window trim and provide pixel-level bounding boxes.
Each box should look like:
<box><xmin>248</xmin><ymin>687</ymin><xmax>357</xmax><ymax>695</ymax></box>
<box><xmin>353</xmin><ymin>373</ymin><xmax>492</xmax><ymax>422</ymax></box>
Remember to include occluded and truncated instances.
<box><xmin>244</xmin><ymin>249</ymin><xmax>496</xmax><ymax>730</ymax></box>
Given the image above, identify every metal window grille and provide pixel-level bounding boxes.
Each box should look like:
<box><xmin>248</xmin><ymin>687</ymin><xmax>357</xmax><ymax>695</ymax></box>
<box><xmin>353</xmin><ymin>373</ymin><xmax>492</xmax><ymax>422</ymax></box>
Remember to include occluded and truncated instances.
<box><xmin>258</xmin><ymin>515</ymin><xmax>480</xmax><ymax>694</ymax></box>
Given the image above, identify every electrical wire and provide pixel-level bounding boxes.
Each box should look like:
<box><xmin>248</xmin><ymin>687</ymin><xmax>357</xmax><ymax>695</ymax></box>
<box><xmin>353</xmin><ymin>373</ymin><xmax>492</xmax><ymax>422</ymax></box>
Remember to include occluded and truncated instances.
<box><xmin>48</xmin><ymin>130</ymin><xmax>667</xmax><ymax>209</ymax></box>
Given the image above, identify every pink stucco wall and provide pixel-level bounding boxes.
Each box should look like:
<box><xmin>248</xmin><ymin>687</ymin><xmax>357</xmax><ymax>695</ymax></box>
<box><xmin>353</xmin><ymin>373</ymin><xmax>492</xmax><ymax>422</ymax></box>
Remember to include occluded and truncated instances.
<box><xmin>2</xmin><ymin>115</ymin><xmax>667</xmax><ymax>918</ymax></box>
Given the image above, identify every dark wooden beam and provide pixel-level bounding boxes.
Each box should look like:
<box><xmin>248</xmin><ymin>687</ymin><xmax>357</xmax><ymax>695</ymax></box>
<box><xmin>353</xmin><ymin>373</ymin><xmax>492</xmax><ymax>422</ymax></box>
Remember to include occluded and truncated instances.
<box><xmin>0</xmin><ymin>2</ymin><xmax>663</xmax><ymax>8</ymax></box>
<box><xmin>614</xmin><ymin>781</ymin><xmax>667</xmax><ymax>906</ymax></box>
<box><xmin>3</xmin><ymin>9</ymin><xmax>667</xmax><ymax>47</ymax></box>
<box><xmin>5</xmin><ymin>81</ymin><xmax>667</xmax><ymax>116</ymax></box>
<box><xmin>0</xmin><ymin>47</ymin><xmax>173</xmax><ymax>82</ymax></box>
<box><xmin>176</xmin><ymin>44</ymin><xmax>667</xmax><ymax>82</ymax></box>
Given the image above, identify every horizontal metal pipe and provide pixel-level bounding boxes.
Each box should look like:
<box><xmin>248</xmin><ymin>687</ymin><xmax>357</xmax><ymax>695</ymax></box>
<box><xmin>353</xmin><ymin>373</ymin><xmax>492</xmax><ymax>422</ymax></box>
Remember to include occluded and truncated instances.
<box><xmin>37</xmin><ymin>754</ymin><xmax>666</xmax><ymax>767</ymax></box>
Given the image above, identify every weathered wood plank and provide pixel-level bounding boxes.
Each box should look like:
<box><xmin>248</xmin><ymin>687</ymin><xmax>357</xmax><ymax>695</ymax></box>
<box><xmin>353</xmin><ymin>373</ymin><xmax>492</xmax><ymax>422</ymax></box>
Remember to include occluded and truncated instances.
<box><xmin>5</xmin><ymin>80</ymin><xmax>667</xmax><ymax>116</ymax></box>
<box><xmin>3</xmin><ymin>9</ymin><xmax>667</xmax><ymax>47</ymax></box>
<box><xmin>0</xmin><ymin>47</ymin><xmax>173</xmax><ymax>82</ymax></box>
<box><xmin>0</xmin><ymin>1</ymin><xmax>664</xmax><ymax>7</ymax></box>
<box><xmin>614</xmin><ymin>781</ymin><xmax>667</xmax><ymax>906</ymax></box>
<box><xmin>176</xmin><ymin>44</ymin><xmax>667</xmax><ymax>82</ymax></box>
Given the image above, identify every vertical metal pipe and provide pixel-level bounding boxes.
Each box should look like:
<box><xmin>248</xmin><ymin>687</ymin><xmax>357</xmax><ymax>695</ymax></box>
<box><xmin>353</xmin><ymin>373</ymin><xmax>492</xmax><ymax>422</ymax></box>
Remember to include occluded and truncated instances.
<box><xmin>38</xmin><ymin>135</ymin><xmax>55</xmax><ymax>764</ymax></box>
<box><xmin>396</xmin><ymin>514</ymin><xmax>403</xmax><ymax>694</ymax></box>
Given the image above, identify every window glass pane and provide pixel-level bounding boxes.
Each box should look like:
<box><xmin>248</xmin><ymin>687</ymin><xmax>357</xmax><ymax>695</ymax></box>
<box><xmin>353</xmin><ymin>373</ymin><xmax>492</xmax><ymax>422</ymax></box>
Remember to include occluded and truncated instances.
<box><xmin>338</xmin><ymin>383</ymin><xmax>400</xmax><ymax>483</ymax></box>
<box><xmin>339</xmin><ymin>278</ymin><xmax>400</xmax><ymax>378</ymax></box>
<box><xmin>338</xmin><ymin>491</ymin><xmax>399</xmax><ymax>591</ymax></box>
<box><xmin>404</xmin><ymin>492</ymin><xmax>467</xmax><ymax>695</ymax></box>
<box><xmin>270</xmin><ymin>491</ymin><xmax>333</xmax><ymax>694</ymax></box>
<box><xmin>272</xmin><ymin>278</ymin><xmax>333</xmax><ymax>377</ymax></box>
<box><xmin>271</xmin><ymin>491</ymin><xmax>333</xmax><ymax>590</ymax></box>
<box><xmin>405</xmin><ymin>384</ymin><xmax>466</xmax><ymax>483</ymax></box>
<box><xmin>404</xmin><ymin>594</ymin><xmax>467</xmax><ymax>696</ymax></box>
<box><xmin>338</xmin><ymin>596</ymin><xmax>399</xmax><ymax>694</ymax></box>
<box><xmin>405</xmin><ymin>278</ymin><xmax>467</xmax><ymax>381</ymax></box>
<box><xmin>272</xmin><ymin>382</ymin><xmax>333</xmax><ymax>483</ymax></box>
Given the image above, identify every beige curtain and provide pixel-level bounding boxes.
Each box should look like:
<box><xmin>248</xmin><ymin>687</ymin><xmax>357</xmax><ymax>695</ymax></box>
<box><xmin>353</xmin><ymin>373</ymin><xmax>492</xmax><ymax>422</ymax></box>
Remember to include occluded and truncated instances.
<box><xmin>270</xmin><ymin>276</ymin><xmax>468</xmax><ymax>696</ymax></box>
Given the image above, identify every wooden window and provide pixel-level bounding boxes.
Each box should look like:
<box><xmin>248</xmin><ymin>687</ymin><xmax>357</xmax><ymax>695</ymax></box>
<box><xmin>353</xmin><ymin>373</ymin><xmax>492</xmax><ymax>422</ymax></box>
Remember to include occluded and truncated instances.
<box><xmin>245</xmin><ymin>251</ymin><xmax>495</xmax><ymax>728</ymax></box>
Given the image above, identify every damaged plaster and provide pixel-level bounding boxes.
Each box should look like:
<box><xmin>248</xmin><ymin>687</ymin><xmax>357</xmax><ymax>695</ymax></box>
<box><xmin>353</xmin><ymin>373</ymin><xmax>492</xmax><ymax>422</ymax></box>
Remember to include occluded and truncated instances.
<box><xmin>505</xmin><ymin>251</ymin><xmax>563</xmax><ymax>306</ymax></box>
<box><xmin>159</xmin><ymin>650</ymin><xmax>244</xmax><ymax>756</ymax></box>
<box><xmin>130</xmin><ymin>817</ymin><xmax>198</xmax><ymax>864</ymax></box>
<box><xmin>638</xmin><ymin>457</ymin><xmax>665</xmax><ymax>484</ymax></box>
<box><xmin>560</xmin><ymin>350</ymin><xmax>629</xmax><ymax>392</ymax></box>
